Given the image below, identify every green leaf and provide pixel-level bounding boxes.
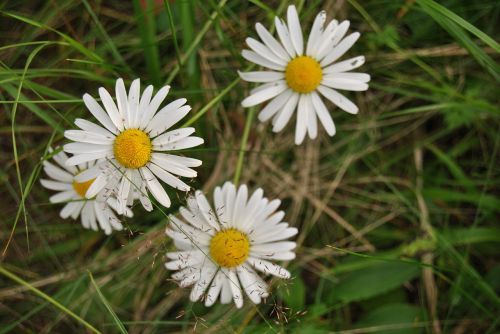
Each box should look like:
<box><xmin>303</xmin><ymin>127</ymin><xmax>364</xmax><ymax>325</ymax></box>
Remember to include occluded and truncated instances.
<box><xmin>423</xmin><ymin>188</ymin><xmax>500</xmax><ymax>212</ymax></box>
<box><xmin>355</xmin><ymin>303</ymin><xmax>424</xmax><ymax>334</ymax></box>
<box><xmin>331</xmin><ymin>261</ymin><xmax>420</xmax><ymax>303</ymax></box>
<box><xmin>279</xmin><ymin>274</ymin><xmax>306</xmax><ymax>310</ymax></box>
<box><xmin>442</xmin><ymin>227</ymin><xmax>500</xmax><ymax>246</ymax></box>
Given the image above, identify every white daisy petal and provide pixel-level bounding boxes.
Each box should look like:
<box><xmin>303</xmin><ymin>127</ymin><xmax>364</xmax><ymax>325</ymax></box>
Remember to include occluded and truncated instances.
<box><xmin>305</xmin><ymin>94</ymin><xmax>318</xmax><ymax>139</ymax></box>
<box><xmin>275</xmin><ymin>17</ymin><xmax>296</xmax><ymax>58</ymax></box>
<box><xmin>205</xmin><ymin>271</ymin><xmax>223</xmax><ymax>307</ymax></box>
<box><xmin>227</xmin><ymin>269</ymin><xmax>244</xmax><ymax>308</ymax></box>
<box><xmin>295</xmin><ymin>94</ymin><xmax>308</xmax><ymax>145</ymax></box>
<box><xmin>258</xmin><ymin>90</ymin><xmax>292</xmax><ymax>122</ymax></box>
<box><xmin>146</xmin><ymin>98</ymin><xmax>188</xmax><ymax>135</ymax></box>
<box><xmin>148</xmin><ymin>163</ymin><xmax>190</xmax><ymax>192</ymax></box>
<box><xmin>322</xmin><ymin>77</ymin><xmax>369</xmax><ymax>91</ymax></box>
<box><xmin>241</xmin><ymin>81</ymin><xmax>287</xmax><ymax>108</ymax></box>
<box><xmin>306</xmin><ymin>10</ymin><xmax>326</xmax><ymax>56</ymax></box>
<box><xmin>237</xmin><ymin>266</ymin><xmax>262</xmax><ymax>304</ymax></box>
<box><xmin>151</xmin><ymin>153</ymin><xmax>202</xmax><ymax>168</ymax></box>
<box><xmin>117</xmin><ymin>170</ymin><xmax>132</xmax><ymax>213</ymax></box>
<box><xmin>152</xmin><ymin>127</ymin><xmax>195</xmax><ymax>147</ymax></box>
<box><xmin>232</xmin><ymin>185</ymin><xmax>248</xmax><ymax>228</ymax></box>
<box><xmin>65</xmin><ymin>152</ymin><xmax>112</xmax><ymax>166</ymax></box>
<box><xmin>252</xmin><ymin>251</ymin><xmax>296</xmax><ymax>261</ymax></box>
<box><xmin>49</xmin><ymin>148</ymin><xmax>78</xmax><ymax>174</ymax></box>
<box><xmin>140</xmin><ymin>167</ymin><xmax>171</xmax><ymax>207</ymax></box>
<box><xmin>74</xmin><ymin>118</ymin><xmax>115</xmax><ymax>138</ymax></box>
<box><xmin>74</xmin><ymin>163</ymin><xmax>101</xmax><ymax>182</ymax></box>
<box><xmin>238</xmin><ymin>70</ymin><xmax>284</xmax><ymax>83</ymax></box>
<box><xmin>127</xmin><ymin>78</ymin><xmax>141</xmax><ymax>128</ymax></box>
<box><xmin>49</xmin><ymin>190</ymin><xmax>76</xmax><ymax>203</ymax></box>
<box><xmin>272</xmin><ymin>92</ymin><xmax>299</xmax><ymax>133</ymax></box>
<box><xmin>60</xmin><ymin>201</ymin><xmax>81</xmax><ymax>219</ymax></box>
<box><xmin>40</xmin><ymin>179</ymin><xmax>72</xmax><ymax>191</ymax></box>
<box><xmin>325</xmin><ymin>72</ymin><xmax>371</xmax><ymax>83</ymax></box>
<box><xmin>320</xmin><ymin>32</ymin><xmax>361</xmax><ymax>67</ymax></box>
<box><xmin>64</xmin><ymin>130</ymin><xmax>114</xmax><ymax>145</ymax></box>
<box><xmin>246</xmin><ymin>37</ymin><xmax>286</xmax><ymax>66</ymax></box>
<box><xmin>330</xmin><ymin>20</ymin><xmax>351</xmax><ymax>47</ymax></box>
<box><xmin>138</xmin><ymin>181</ymin><xmax>153</xmax><ymax>212</ymax></box>
<box><xmin>311</xmin><ymin>91</ymin><xmax>337</xmax><ymax>135</ymax></box>
<box><xmin>247</xmin><ymin>257</ymin><xmax>291</xmax><ymax>279</ymax></box>
<box><xmin>42</xmin><ymin>161</ymin><xmax>74</xmax><ymax>182</ymax></box>
<box><xmin>151</xmin><ymin>154</ymin><xmax>197</xmax><ymax>178</ymax></box>
<box><xmin>255</xmin><ymin>22</ymin><xmax>290</xmax><ymax>61</ymax></box>
<box><xmin>322</xmin><ymin>55</ymin><xmax>366</xmax><ymax>74</ymax></box>
<box><xmin>253</xmin><ymin>226</ymin><xmax>298</xmax><ymax>244</ymax></box>
<box><xmin>82</xmin><ymin>93</ymin><xmax>118</xmax><ymax>134</ymax></box>
<box><xmin>313</xmin><ymin>19</ymin><xmax>338</xmax><ymax>54</ymax></box>
<box><xmin>138</xmin><ymin>85</ymin><xmax>154</xmax><ymax>125</ymax></box>
<box><xmin>287</xmin><ymin>5</ymin><xmax>304</xmax><ymax>55</ymax></box>
<box><xmin>140</xmin><ymin>85</ymin><xmax>171</xmax><ymax>129</ymax></box>
<box><xmin>190</xmin><ymin>263</ymin><xmax>217</xmax><ymax>302</ymax></box>
<box><xmin>241</xmin><ymin>49</ymin><xmax>285</xmax><ymax>71</ymax></box>
<box><xmin>220</xmin><ymin>269</ymin><xmax>233</xmax><ymax>304</ymax></box>
<box><xmin>317</xmin><ymin>85</ymin><xmax>359</xmax><ymax>114</ymax></box>
<box><xmin>153</xmin><ymin>136</ymin><xmax>204</xmax><ymax>152</ymax></box>
<box><xmin>83</xmin><ymin>202</ymin><xmax>98</xmax><ymax>231</ymax></box>
<box><xmin>115</xmin><ymin>78</ymin><xmax>130</xmax><ymax>128</ymax></box>
<box><xmin>252</xmin><ymin>241</ymin><xmax>296</xmax><ymax>254</ymax></box>
<box><xmin>99</xmin><ymin>87</ymin><xmax>124</xmax><ymax>131</ymax></box>
<box><xmin>63</xmin><ymin>142</ymin><xmax>112</xmax><ymax>155</ymax></box>
<box><xmin>94</xmin><ymin>201</ymin><xmax>112</xmax><ymax>235</ymax></box>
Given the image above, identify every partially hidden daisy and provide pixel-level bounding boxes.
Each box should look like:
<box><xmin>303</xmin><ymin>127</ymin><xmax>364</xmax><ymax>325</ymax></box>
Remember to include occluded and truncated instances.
<box><xmin>165</xmin><ymin>182</ymin><xmax>297</xmax><ymax>308</ymax></box>
<box><xmin>40</xmin><ymin>148</ymin><xmax>131</xmax><ymax>234</ymax></box>
<box><xmin>63</xmin><ymin>78</ymin><xmax>204</xmax><ymax>213</ymax></box>
<box><xmin>239</xmin><ymin>5</ymin><xmax>370</xmax><ymax>144</ymax></box>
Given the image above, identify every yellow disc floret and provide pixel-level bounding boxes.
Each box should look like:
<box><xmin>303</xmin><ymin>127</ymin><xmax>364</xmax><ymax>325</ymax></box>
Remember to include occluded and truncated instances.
<box><xmin>285</xmin><ymin>56</ymin><xmax>323</xmax><ymax>93</ymax></box>
<box><xmin>114</xmin><ymin>129</ymin><xmax>152</xmax><ymax>169</ymax></box>
<box><xmin>210</xmin><ymin>228</ymin><xmax>250</xmax><ymax>268</ymax></box>
<box><xmin>72</xmin><ymin>178</ymin><xmax>95</xmax><ymax>198</ymax></box>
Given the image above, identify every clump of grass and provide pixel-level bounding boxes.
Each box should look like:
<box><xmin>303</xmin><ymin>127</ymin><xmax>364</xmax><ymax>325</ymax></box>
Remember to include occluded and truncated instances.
<box><xmin>0</xmin><ymin>0</ymin><xmax>499</xmax><ymax>333</ymax></box>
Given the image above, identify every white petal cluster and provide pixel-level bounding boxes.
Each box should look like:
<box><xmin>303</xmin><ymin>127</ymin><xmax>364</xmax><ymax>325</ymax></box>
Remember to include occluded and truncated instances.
<box><xmin>165</xmin><ymin>182</ymin><xmax>297</xmax><ymax>308</ymax></box>
<box><xmin>63</xmin><ymin>78</ymin><xmax>204</xmax><ymax>213</ymax></box>
<box><xmin>240</xmin><ymin>5</ymin><xmax>370</xmax><ymax>144</ymax></box>
<box><xmin>40</xmin><ymin>148</ymin><xmax>131</xmax><ymax>234</ymax></box>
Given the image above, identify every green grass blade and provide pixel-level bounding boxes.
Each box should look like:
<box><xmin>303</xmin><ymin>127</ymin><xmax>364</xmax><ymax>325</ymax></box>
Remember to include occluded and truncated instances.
<box><xmin>81</xmin><ymin>0</ymin><xmax>130</xmax><ymax>72</ymax></box>
<box><xmin>417</xmin><ymin>0</ymin><xmax>500</xmax><ymax>81</ymax></box>
<box><xmin>88</xmin><ymin>271</ymin><xmax>128</xmax><ymax>334</ymax></box>
<box><xmin>417</xmin><ymin>0</ymin><xmax>500</xmax><ymax>52</ymax></box>
<box><xmin>165</xmin><ymin>0</ymin><xmax>228</xmax><ymax>85</ymax></box>
<box><xmin>0</xmin><ymin>266</ymin><xmax>101</xmax><ymax>334</ymax></box>
<box><xmin>132</xmin><ymin>0</ymin><xmax>161</xmax><ymax>85</ymax></box>
<box><xmin>1</xmin><ymin>11</ymin><xmax>103</xmax><ymax>63</ymax></box>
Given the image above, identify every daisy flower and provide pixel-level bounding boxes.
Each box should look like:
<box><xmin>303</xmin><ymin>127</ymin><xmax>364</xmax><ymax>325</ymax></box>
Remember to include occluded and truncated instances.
<box><xmin>40</xmin><ymin>148</ymin><xmax>131</xmax><ymax>234</ymax></box>
<box><xmin>239</xmin><ymin>5</ymin><xmax>370</xmax><ymax>144</ymax></box>
<box><xmin>165</xmin><ymin>182</ymin><xmax>297</xmax><ymax>308</ymax></box>
<box><xmin>63</xmin><ymin>78</ymin><xmax>204</xmax><ymax>213</ymax></box>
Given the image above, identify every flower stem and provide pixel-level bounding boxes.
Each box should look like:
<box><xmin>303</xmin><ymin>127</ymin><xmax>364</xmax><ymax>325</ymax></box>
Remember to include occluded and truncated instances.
<box><xmin>233</xmin><ymin>107</ymin><xmax>256</xmax><ymax>186</ymax></box>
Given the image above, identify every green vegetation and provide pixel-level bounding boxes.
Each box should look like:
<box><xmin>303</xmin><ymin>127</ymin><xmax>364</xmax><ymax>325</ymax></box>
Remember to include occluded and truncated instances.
<box><xmin>0</xmin><ymin>0</ymin><xmax>498</xmax><ymax>332</ymax></box>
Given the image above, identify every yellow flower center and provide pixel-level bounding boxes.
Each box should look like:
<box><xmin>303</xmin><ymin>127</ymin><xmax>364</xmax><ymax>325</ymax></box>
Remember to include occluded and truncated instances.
<box><xmin>285</xmin><ymin>56</ymin><xmax>323</xmax><ymax>93</ymax></box>
<box><xmin>72</xmin><ymin>178</ymin><xmax>95</xmax><ymax>198</ymax></box>
<box><xmin>210</xmin><ymin>228</ymin><xmax>250</xmax><ymax>268</ymax></box>
<box><xmin>113</xmin><ymin>129</ymin><xmax>152</xmax><ymax>169</ymax></box>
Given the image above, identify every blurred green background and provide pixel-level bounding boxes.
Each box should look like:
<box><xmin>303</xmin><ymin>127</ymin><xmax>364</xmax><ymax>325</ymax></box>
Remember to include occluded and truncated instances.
<box><xmin>0</xmin><ymin>0</ymin><xmax>499</xmax><ymax>333</ymax></box>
